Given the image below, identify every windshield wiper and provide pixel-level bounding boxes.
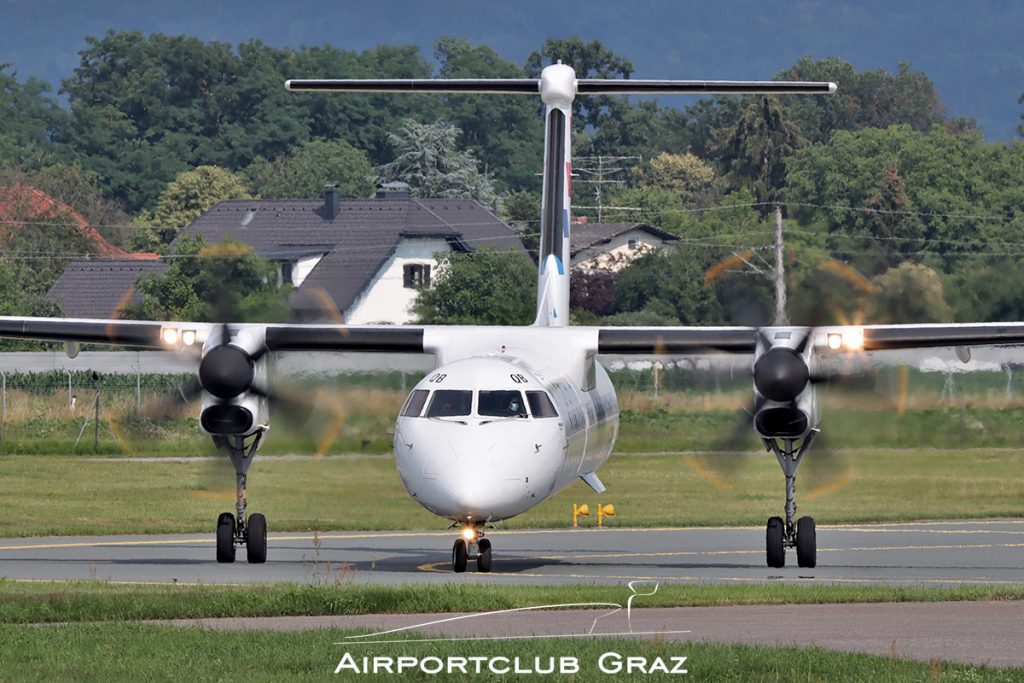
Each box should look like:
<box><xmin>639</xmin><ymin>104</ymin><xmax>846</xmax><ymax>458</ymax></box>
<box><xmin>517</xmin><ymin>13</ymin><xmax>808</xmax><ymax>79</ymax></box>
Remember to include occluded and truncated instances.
<box><xmin>428</xmin><ymin>416</ymin><xmax>468</xmax><ymax>425</ymax></box>
<box><xmin>479</xmin><ymin>415</ymin><xmax>527</xmax><ymax>425</ymax></box>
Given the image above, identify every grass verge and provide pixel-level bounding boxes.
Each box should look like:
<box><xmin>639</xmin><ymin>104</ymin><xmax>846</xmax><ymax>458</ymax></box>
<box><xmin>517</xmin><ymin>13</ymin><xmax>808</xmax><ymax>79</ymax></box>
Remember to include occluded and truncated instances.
<box><xmin>1</xmin><ymin>623</ymin><xmax>1021</xmax><ymax>681</ymax></box>
<box><xmin>1</xmin><ymin>448</ymin><xmax>1023</xmax><ymax>537</ymax></box>
<box><xmin>2</xmin><ymin>580</ymin><xmax>1024</xmax><ymax>624</ymax></box>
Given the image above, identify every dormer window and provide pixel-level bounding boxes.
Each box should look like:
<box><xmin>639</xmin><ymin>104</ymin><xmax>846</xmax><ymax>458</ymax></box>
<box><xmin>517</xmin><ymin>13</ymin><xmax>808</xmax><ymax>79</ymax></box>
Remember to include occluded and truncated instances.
<box><xmin>403</xmin><ymin>263</ymin><xmax>431</xmax><ymax>289</ymax></box>
<box><xmin>280</xmin><ymin>261</ymin><xmax>294</xmax><ymax>286</ymax></box>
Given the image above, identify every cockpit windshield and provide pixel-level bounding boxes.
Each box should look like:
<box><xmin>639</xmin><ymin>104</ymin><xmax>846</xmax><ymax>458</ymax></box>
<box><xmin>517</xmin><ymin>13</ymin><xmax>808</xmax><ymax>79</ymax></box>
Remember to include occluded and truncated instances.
<box><xmin>478</xmin><ymin>390</ymin><xmax>527</xmax><ymax>418</ymax></box>
<box><xmin>400</xmin><ymin>389</ymin><xmax>429</xmax><ymax>417</ymax></box>
<box><xmin>526</xmin><ymin>391</ymin><xmax>559</xmax><ymax>418</ymax></box>
<box><xmin>425</xmin><ymin>390</ymin><xmax>473</xmax><ymax>418</ymax></box>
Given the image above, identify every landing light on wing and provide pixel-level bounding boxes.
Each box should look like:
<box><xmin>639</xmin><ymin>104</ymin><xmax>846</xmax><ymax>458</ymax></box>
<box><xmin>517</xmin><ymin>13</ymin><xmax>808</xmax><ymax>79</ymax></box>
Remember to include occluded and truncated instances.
<box><xmin>162</xmin><ymin>327</ymin><xmax>179</xmax><ymax>346</ymax></box>
<box><xmin>824</xmin><ymin>328</ymin><xmax>864</xmax><ymax>351</ymax></box>
<box><xmin>844</xmin><ymin>328</ymin><xmax>864</xmax><ymax>351</ymax></box>
<box><xmin>162</xmin><ymin>326</ymin><xmax>199</xmax><ymax>348</ymax></box>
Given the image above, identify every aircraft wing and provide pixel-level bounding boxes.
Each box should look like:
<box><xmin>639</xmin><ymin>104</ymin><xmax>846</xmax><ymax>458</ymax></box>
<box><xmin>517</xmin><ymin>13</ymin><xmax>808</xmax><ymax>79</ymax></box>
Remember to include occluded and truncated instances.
<box><xmin>595</xmin><ymin>323</ymin><xmax>1024</xmax><ymax>355</ymax></box>
<box><xmin>0</xmin><ymin>316</ymin><xmax>425</xmax><ymax>353</ymax></box>
<box><xmin>4</xmin><ymin>316</ymin><xmax>1024</xmax><ymax>355</ymax></box>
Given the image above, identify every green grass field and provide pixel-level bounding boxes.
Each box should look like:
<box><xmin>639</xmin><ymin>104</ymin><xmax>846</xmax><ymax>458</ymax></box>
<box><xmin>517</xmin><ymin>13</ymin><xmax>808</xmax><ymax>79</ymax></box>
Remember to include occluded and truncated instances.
<box><xmin>3</xmin><ymin>580</ymin><xmax>1024</xmax><ymax>624</ymax></box>
<box><xmin>0</xmin><ymin>447</ymin><xmax>1022</xmax><ymax>537</ymax></box>
<box><xmin>3</xmin><ymin>623</ymin><xmax>1020</xmax><ymax>682</ymax></box>
<box><xmin>3</xmin><ymin>374</ymin><xmax>1024</xmax><ymax>680</ymax></box>
<box><xmin>3</xmin><ymin>582</ymin><xmax>1022</xmax><ymax>680</ymax></box>
<box><xmin>4</xmin><ymin>621</ymin><xmax>1016</xmax><ymax>682</ymax></box>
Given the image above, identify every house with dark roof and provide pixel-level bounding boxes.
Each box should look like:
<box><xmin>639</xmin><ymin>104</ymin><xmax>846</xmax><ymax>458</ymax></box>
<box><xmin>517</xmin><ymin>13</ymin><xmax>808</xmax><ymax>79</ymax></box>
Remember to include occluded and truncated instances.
<box><xmin>47</xmin><ymin>259</ymin><xmax>168</xmax><ymax>319</ymax></box>
<box><xmin>48</xmin><ymin>184</ymin><xmax>528</xmax><ymax>324</ymax></box>
<box><xmin>569</xmin><ymin>219</ymin><xmax>679</xmax><ymax>271</ymax></box>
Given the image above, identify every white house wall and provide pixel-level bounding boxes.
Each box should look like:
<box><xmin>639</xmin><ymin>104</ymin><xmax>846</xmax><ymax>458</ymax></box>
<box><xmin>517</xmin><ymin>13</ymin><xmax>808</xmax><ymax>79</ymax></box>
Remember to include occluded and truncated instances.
<box><xmin>293</xmin><ymin>254</ymin><xmax>325</xmax><ymax>287</ymax></box>
<box><xmin>572</xmin><ymin>230</ymin><xmax>667</xmax><ymax>271</ymax></box>
<box><xmin>344</xmin><ymin>237</ymin><xmax>452</xmax><ymax>324</ymax></box>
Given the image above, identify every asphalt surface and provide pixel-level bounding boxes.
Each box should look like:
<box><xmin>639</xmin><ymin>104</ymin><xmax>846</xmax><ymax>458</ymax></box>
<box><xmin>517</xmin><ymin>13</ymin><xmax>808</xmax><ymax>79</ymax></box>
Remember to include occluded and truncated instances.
<box><xmin>165</xmin><ymin>602</ymin><xmax>1024</xmax><ymax>668</ymax></box>
<box><xmin>2</xmin><ymin>519</ymin><xmax>1023</xmax><ymax>586</ymax></box>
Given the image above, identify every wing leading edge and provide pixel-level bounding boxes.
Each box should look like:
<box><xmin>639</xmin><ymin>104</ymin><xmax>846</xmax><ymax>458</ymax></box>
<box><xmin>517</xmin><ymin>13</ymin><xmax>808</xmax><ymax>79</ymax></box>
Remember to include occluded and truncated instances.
<box><xmin>1</xmin><ymin>316</ymin><xmax>1024</xmax><ymax>356</ymax></box>
<box><xmin>596</xmin><ymin>323</ymin><xmax>1024</xmax><ymax>355</ymax></box>
<box><xmin>0</xmin><ymin>316</ymin><xmax>425</xmax><ymax>353</ymax></box>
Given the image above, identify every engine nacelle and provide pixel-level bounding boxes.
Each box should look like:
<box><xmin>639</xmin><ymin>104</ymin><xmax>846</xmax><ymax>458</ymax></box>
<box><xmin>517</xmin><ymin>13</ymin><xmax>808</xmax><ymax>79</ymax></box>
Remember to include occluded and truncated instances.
<box><xmin>196</xmin><ymin>324</ymin><xmax>271</xmax><ymax>436</ymax></box>
<box><xmin>751</xmin><ymin>328</ymin><xmax>821</xmax><ymax>440</ymax></box>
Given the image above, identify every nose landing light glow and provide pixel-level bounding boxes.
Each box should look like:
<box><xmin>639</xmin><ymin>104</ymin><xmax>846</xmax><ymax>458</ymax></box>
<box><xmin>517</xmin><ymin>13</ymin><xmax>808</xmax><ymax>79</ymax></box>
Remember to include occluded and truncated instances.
<box><xmin>461</xmin><ymin>527</ymin><xmax>477</xmax><ymax>541</ymax></box>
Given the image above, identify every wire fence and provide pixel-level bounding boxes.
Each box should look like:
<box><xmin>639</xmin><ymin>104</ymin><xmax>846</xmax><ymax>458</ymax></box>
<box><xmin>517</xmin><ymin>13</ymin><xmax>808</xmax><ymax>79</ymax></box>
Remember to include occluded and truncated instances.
<box><xmin>0</xmin><ymin>362</ymin><xmax>1019</xmax><ymax>454</ymax></box>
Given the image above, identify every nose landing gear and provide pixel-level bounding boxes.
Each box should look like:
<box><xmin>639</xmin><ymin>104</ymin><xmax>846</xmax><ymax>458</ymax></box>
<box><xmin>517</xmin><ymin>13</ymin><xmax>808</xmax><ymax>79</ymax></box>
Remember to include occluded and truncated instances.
<box><xmin>452</xmin><ymin>525</ymin><xmax>492</xmax><ymax>573</ymax></box>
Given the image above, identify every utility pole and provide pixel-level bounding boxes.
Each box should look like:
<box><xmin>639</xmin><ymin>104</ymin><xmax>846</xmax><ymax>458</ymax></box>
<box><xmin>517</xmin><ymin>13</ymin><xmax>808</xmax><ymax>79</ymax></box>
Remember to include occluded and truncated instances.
<box><xmin>573</xmin><ymin>155</ymin><xmax>642</xmax><ymax>222</ymax></box>
<box><xmin>704</xmin><ymin>204</ymin><xmax>790</xmax><ymax>325</ymax></box>
<box><xmin>773</xmin><ymin>204</ymin><xmax>789</xmax><ymax>326</ymax></box>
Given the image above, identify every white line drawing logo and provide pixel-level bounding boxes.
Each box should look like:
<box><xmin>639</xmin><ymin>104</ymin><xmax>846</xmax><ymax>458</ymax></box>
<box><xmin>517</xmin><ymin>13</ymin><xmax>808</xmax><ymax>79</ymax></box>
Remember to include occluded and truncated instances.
<box><xmin>336</xmin><ymin>581</ymin><xmax>690</xmax><ymax>645</ymax></box>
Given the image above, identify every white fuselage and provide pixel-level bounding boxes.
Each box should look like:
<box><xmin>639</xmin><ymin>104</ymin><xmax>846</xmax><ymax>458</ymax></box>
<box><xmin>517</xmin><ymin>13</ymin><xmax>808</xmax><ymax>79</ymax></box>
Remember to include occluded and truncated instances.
<box><xmin>393</xmin><ymin>345</ymin><xmax>618</xmax><ymax>524</ymax></box>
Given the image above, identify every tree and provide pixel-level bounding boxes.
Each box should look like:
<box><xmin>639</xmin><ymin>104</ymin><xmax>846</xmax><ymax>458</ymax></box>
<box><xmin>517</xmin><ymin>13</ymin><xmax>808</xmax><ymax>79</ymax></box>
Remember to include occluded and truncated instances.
<box><xmin>433</xmin><ymin>38</ymin><xmax>543</xmax><ymax>192</ymax></box>
<box><xmin>0</xmin><ymin>163</ymin><xmax>132</xmax><ymax>247</ymax></box>
<box><xmin>0</xmin><ymin>65</ymin><xmax>67</xmax><ymax>165</ymax></box>
<box><xmin>1019</xmin><ymin>91</ymin><xmax>1024</xmax><ymax>137</ymax></box>
<box><xmin>149</xmin><ymin>166</ymin><xmax>251</xmax><ymax>246</ymax></box>
<box><xmin>859</xmin><ymin>168</ymin><xmax>924</xmax><ymax>274</ymax></box>
<box><xmin>60</xmin><ymin>32</ymin><xmax>242</xmax><ymax>212</ymax></box>
<box><xmin>869</xmin><ymin>262</ymin><xmax>951</xmax><ymax>324</ymax></box>
<box><xmin>378</xmin><ymin>120</ymin><xmax>497</xmax><ymax>206</ymax></box>
<box><xmin>570</xmin><ymin>268</ymin><xmax>616</xmax><ymax>317</ymax></box>
<box><xmin>776</xmin><ymin>58</ymin><xmax>946</xmax><ymax>144</ymax></box>
<box><xmin>131</xmin><ymin>237</ymin><xmax>289</xmax><ymax>322</ymax></box>
<box><xmin>580</xmin><ymin>99</ymin><xmax>693</xmax><ymax>160</ymax></box>
<box><xmin>784</xmin><ymin>125</ymin><xmax>1022</xmax><ymax>266</ymax></box>
<box><xmin>612</xmin><ymin>248</ymin><xmax>723</xmax><ymax>325</ymax></box>
<box><xmin>246</xmin><ymin>139</ymin><xmax>374</xmax><ymax>200</ymax></box>
<box><xmin>717</xmin><ymin>96</ymin><xmax>805</xmax><ymax>209</ymax></box>
<box><xmin>947</xmin><ymin>258</ymin><xmax>1024</xmax><ymax>322</ymax></box>
<box><xmin>499</xmin><ymin>190</ymin><xmax>541</xmax><ymax>261</ymax></box>
<box><xmin>0</xmin><ymin>186</ymin><xmax>96</xmax><ymax>300</ymax></box>
<box><xmin>642</xmin><ymin>152</ymin><xmax>717</xmax><ymax>204</ymax></box>
<box><xmin>58</xmin><ymin>32</ymin><xmax>434</xmax><ymax>211</ymax></box>
<box><xmin>413</xmin><ymin>249</ymin><xmax>535</xmax><ymax>325</ymax></box>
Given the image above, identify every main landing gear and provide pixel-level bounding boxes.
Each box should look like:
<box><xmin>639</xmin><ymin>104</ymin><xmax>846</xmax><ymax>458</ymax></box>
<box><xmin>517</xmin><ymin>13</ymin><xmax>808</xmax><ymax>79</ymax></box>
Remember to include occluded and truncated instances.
<box><xmin>214</xmin><ymin>431</ymin><xmax>268</xmax><ymax>564</ymax></box>
<box><xmin>764</xmin><ymin>431</ymin><xmax>817</xmax><ymax>569</ymax></box>
<box><xmin>452</xmin><ymin>525</ymin><xmax>492</xmax><ymax>573</ymax></box>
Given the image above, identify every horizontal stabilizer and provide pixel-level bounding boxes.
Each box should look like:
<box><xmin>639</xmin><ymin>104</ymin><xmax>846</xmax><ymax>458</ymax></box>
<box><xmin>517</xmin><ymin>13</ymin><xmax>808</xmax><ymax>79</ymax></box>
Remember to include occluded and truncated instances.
<box><xmin>577</xmin><ymin>79</ymin><xmax>836</xmax><ymax>95</ymax></box>
<box><xmin>286</xmin><ymin>79</ymin><xmax>540</xmax><ymax>94</ymax></box>
<box><xmin>287</xmin><ymin>78</ymin><xmax>837</xmax><ymax>96</ymax></box>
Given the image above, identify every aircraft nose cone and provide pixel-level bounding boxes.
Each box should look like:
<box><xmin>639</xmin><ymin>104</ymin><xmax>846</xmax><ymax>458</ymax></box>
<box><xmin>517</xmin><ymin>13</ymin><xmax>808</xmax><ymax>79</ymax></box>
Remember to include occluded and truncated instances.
<box><xmin>444</xmin><ymin>462</ymin><xmax>490</xmax><ymax>512</ymax></box>
<box><xmin>440</xmin><ymin>439</ymin><xmax>527</xmax><ymax>520</ymax></box>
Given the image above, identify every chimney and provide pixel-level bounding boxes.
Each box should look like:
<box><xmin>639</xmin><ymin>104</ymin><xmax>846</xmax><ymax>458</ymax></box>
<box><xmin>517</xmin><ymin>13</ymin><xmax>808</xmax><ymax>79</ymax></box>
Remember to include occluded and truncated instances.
<box><xmin>324</xmin><ymin>184</ymin><xmax>340</xmax><ymax>220</ymax></box>
<box><xmin>375</xmin><ymin>181</ymin><xmax>411</xmax><ymax>199</ymax></box>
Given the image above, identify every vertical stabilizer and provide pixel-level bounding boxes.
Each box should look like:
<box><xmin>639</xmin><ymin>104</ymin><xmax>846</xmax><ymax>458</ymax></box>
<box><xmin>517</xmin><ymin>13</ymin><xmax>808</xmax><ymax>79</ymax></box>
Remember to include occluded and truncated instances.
<box><xmin>534</xmin><ymin>63</ymin><xmax>575</xmax><ymax>327</ymax></box>
<box><xmin>285</xmin><ymin>70</ymin><xmax>835</xmax><ymax>328</ymax></box>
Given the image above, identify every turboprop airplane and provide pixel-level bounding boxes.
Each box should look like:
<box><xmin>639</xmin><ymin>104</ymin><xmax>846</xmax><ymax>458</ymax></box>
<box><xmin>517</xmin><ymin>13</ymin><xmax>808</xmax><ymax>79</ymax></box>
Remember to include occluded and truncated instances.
<box><xmin>3</xmin><ymin>63</ymin><xmax>1024</xmax><ymax>572</ymax></box>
